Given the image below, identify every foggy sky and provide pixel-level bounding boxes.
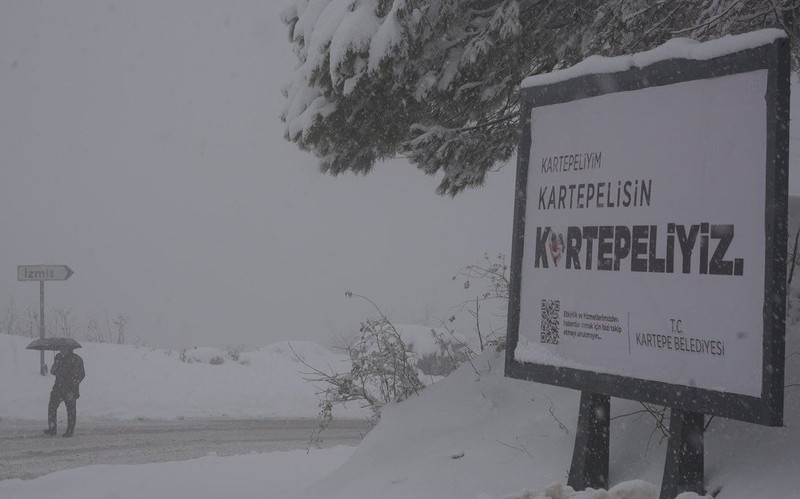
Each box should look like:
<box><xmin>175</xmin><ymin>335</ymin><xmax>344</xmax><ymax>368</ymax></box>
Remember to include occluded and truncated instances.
<box><xmin>3</xmin><ymin>2</ymin><xmax>798</xmax><ymax>351</ymax></box>
<box><xmin>0</xmin><ymin>1</ymin><xmax>515</xmax><ymax>349</ymax></box>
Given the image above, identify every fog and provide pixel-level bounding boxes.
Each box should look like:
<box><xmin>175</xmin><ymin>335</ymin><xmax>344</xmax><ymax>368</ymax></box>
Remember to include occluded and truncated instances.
<box><xmin>5</xmin><ymin>3</ymin><xmax>800</xmax><ymax>351</ymax></box>
<box><xmin>0</xmin><ymin>1</ymin><xmax>515</xmax><ymax>349</ymax></box>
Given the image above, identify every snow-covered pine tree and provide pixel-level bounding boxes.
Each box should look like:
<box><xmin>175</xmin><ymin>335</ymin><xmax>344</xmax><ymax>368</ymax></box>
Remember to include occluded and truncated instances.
<box><xmin>282</xmin><ymin>0</ymin><xmax>799</xmax><ymax>196</ymax></box>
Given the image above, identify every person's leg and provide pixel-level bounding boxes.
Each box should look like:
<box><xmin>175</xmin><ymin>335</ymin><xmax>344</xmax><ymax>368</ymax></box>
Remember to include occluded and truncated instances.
<box><xmin>44</xmin><ymin>391</ymin><xmax>61</xmax><ymax>435</ymax></box>
<box><xmin>64</xmin><ymin>396</ymin><xmax>76</xmax><ymax>437</ymax></box>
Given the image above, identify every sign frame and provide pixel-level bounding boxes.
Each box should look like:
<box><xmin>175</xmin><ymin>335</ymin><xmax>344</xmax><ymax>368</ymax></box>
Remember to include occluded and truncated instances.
<box><xmin>505</xmin><ymin>38</ymin><xmax>789</xmax><ymax>426</ymax></box>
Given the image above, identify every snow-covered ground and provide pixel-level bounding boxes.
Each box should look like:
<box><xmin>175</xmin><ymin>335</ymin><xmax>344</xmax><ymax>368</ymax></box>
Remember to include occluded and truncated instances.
<box><xmin>0</xmin><ymin>445</ymin><xmax>357</xmax><ymax>499</ymax></box>
<box><xmin>0</xmin><ymin>323</ymin><xmax>462</xmax><ymax>421</ymax></box>
<box><xmin>292</xmin><ymin>345</ymin><xmax>800</xmax><ymax>499</ymax></box>
<box><xmin>0</xmin><ymin>335</ymin><xmax>369</xmax><ymax>420</ymax></box>
<box><xmin>1</xmin><ymin>321</ymin><xmax>798</xmax><ymax>498</ymax></box>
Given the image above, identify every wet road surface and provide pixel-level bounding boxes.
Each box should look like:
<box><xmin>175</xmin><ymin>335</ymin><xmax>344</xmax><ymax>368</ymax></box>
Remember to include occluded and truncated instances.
<box><xmin>0</xmin><ymin>418</ymin><xmax>370</xmax><ymax>480</ymax></box>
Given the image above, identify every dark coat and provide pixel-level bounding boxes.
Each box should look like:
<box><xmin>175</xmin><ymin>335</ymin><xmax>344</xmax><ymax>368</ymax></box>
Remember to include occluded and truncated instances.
<box><xmin>51</xmin><ymin>351</ymin><xmax>85</xmax><ymax>399</ymax></box>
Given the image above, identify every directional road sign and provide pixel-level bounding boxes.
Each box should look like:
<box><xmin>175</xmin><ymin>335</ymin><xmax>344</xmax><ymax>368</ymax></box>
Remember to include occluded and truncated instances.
<box><xmin>17</xmin><ymin>265</ymin><xmax>74</xmax><ymax>281</ymax></box>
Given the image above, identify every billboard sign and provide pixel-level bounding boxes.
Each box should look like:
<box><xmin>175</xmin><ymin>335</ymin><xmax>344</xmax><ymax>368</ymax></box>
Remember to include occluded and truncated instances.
<box><xmin>505</xmin><ymin>33</ymin><xmax>788</xmax><ymax>426</ymax></box>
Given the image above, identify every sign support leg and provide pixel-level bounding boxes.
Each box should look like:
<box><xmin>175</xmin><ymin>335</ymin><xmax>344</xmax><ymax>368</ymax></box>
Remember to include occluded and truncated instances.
<box><xmin>39</xmin><ymin>280</ymin><xmax>46</xmax><ymax>376</ymax></box>
<box><xmin>567</xmin><ymin>391</ymin><xmax>610</xmax><ymax>491</ymax></box>
<box><xmin>660</xmin><ymin>408</ymin><xmax>704</xmax><ymax>499</ymax></box>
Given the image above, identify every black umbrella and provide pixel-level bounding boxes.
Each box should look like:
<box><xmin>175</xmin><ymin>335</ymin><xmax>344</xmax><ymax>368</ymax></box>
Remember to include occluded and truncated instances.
<box><xmin>26</xmin><ymin>338</ymin><xmax>82</xmax><ymax>351</ymax></box>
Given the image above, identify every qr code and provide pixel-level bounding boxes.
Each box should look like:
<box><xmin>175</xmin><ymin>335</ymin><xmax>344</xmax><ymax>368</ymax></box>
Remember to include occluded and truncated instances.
<box><xmin>540</xmin><ymin>299</ymin><xmax>560</xmax><ymax>345</ymax></box>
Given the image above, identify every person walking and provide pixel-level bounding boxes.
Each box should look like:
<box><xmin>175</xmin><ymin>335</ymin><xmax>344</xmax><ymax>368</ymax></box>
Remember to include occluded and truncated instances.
<box><xmin>43</xmin><ymin>346</ymin><xmax>85</xmax><ymax>437</ymax></box>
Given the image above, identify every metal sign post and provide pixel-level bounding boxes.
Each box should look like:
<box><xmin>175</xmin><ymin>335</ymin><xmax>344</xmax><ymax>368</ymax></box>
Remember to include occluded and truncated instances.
<box><xmin>17</xmin><ymin>265</ymin><xmax>74</xmax><ymax>375</ymax></box>
<box><xmin>660</xmin><ymin>409</ymin><xmax>705</xmax><ymax>498</ymax></box>
<box><xmin>40</xmin><ymin>280</ymin><xmax>44</xmax><ymax>375</ymax></box>
<box><xmin>567</xmin><ymin>392</ymin><xmax>610</xmax><ymax>491</ymax></box>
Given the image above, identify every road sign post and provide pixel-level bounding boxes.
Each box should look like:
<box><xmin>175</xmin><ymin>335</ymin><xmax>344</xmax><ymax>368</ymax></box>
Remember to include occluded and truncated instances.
<box><xmin>17</xmin><ymin>265</ymin><xmax>74</xmax><ymax>375</ymax></box>
<box><xmin>40</xmin><ymin>280</ymin><xmax>44</xmax><ymax>375</ymax></box>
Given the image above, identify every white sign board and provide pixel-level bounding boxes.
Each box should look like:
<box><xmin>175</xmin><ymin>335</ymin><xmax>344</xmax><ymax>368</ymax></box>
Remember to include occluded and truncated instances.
<box><xmin>515</xmin><ymin>70</ymin><xmax>766</xmax><ymax>396</ymax></box>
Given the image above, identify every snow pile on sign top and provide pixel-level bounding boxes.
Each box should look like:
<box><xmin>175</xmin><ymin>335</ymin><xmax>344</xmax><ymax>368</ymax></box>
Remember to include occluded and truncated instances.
<box><xmin>523</xmin><ymin>29</ymin><xmax>786</xmax><ymax>88</ymax></box>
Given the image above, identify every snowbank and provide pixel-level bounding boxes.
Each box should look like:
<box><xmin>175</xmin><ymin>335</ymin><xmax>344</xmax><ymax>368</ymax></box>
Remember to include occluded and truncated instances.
<box><xmin>4</xmin><ymin>337</ymin><xmax>797</xmax><ymax>497</ymax></box>
<box><xmin>0</xmin><ymin>335</ymin><xmax>367</xmax><ymax>420</ymax></box>
<box><xmin>292</xmin><ymin>328</ymin><xmax>800</xmax><ymax>498</ymax></box>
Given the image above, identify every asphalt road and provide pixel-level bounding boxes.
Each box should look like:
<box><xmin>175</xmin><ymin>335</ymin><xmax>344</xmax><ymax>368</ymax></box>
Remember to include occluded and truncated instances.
<box><xmin>0</xmin><ymin>418</ymin><xmax>371</xmax><ymax>481</ymax></box>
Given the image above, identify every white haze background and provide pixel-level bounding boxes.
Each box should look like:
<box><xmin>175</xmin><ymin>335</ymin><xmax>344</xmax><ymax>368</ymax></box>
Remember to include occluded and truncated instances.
<box><xmin>0</xmin><ymin>1</ymin><xmax>515</xmax><ymax>351</ymax></box>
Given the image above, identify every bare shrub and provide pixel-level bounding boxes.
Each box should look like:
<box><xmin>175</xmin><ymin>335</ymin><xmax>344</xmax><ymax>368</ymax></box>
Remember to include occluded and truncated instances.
<box><xmin>1</xmin><ymin>298</ymin><xmax>22</xmax><ymax>336</ymax></box>
<box><xmin>296</xmin><ymin>292</ymin><xmax>423</xmax><ymax>446</ymax></box>
<box><xmin>415</xmin><ymin>327</ymin><xmax>475</xmax><ymax>377</ymax></box>
<box><xmin>83</xmin><ymin>314</ymin><xmax>107</xmax><ymax>343</ymax></box>
<box><xmin>453</xmin><ymin>253</ymin><xmax>509</xmax><ymax>352</ymax></box>
<box><xmin>49</xmin><ymin>307</ymin><xmax>76</xmax><ymax>339</ymax></box>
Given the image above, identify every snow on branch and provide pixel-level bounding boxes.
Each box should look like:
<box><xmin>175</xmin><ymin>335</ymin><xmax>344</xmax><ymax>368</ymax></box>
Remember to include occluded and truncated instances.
<box><xmin>281</xmin><ymin>0</ymin><xmax>800</xmax><ymax>196</ymax></box>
